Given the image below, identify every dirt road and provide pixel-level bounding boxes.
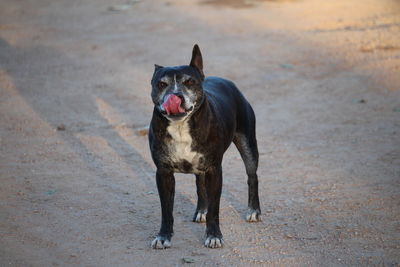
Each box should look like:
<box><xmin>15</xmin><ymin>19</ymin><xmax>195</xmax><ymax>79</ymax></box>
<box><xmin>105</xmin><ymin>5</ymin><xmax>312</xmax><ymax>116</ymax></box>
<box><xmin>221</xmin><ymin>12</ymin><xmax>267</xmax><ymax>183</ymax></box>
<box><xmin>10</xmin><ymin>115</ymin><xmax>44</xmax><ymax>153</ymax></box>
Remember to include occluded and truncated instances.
<box><xmin>1</xmin><ymin>0</ymin><xmax>399</xmax><ymax>266</ymax></box>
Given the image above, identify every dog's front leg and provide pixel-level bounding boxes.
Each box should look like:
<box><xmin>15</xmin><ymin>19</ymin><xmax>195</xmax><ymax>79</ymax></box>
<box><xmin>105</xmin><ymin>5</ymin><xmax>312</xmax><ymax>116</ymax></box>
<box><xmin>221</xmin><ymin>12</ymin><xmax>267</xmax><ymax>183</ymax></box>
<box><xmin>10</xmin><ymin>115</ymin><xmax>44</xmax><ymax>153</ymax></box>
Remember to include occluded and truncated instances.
<box><xmin>151</xmin><ymin>168</ymin><xmax>175</xmax><ymax>249</ymax></box>
<box><xmin>204</xmin><ymin>165</ymin><xmax>224</xmax><ymax>248</ymax></box>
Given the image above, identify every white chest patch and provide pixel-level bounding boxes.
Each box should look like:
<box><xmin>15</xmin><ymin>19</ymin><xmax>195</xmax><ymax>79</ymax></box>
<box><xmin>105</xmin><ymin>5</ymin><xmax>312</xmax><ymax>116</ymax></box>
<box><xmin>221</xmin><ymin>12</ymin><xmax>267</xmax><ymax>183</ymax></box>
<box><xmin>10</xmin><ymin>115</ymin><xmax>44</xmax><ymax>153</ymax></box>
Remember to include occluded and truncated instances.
<box><xmin>166</xmin><ymin>120</ymin><xmax>203</xmax><ymax>173</ymax></box>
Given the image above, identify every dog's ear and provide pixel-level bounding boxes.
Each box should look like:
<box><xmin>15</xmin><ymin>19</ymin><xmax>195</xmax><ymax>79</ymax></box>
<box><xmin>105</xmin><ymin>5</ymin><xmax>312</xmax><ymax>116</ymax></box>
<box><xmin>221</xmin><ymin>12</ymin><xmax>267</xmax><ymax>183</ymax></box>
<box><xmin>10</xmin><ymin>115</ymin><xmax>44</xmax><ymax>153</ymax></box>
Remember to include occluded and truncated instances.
<box><xmin>154</xmin><ymin>64</ymin><xmax>163</xmax><ymax>71</ymax></box>
<box><xmin>190</xmin><ymin>44</ymin><xmax>204</xmax><ymax>79</ymax></box>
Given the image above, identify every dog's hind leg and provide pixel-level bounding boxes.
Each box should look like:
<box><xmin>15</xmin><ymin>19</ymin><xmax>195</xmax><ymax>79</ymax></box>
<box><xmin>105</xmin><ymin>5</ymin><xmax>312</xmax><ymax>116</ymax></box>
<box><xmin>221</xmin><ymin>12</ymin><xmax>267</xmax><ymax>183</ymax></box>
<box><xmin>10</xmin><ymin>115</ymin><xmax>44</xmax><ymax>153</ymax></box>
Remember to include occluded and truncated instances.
<box><xmin>193</xmin><ymin>174</ymin><xmax>207</xmax><ymax>223</ymax></box>
<box><xmin>233</xmin><ymin>131</ymin><xmax>261</xmax><ymax>222</ymax></box>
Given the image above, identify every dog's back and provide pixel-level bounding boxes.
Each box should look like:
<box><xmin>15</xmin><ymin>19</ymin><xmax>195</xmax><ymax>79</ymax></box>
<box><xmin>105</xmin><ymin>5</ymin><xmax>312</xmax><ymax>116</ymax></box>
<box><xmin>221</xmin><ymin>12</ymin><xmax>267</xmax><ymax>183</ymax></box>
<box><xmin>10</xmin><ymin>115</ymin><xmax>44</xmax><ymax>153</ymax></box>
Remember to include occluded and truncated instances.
<box><xmin>204</xmin><ymin>76</ymin><xmax>256</xmax><ymax>142</ymax></box>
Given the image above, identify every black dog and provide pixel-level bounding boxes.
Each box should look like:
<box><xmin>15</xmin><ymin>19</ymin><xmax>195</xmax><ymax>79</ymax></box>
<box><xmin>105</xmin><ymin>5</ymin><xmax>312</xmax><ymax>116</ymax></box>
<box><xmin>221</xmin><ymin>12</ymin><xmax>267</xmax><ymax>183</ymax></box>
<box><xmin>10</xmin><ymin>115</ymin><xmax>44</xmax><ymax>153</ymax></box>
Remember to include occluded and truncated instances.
<box><xmin>149</xmin><ymin>45</ymin><xmax>260</xmax><ymax>249</ymax></box>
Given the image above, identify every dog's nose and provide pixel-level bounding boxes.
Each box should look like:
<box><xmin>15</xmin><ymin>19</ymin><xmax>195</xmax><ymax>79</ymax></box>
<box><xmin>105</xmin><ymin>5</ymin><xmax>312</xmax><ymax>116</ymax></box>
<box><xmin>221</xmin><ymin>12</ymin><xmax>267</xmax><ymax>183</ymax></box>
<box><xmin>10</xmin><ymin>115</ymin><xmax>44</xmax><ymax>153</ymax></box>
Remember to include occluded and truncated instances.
<box><xmin>172</xmin><ymin>92</ymin><xmax>184</xmax><ymax>103</ymax></box>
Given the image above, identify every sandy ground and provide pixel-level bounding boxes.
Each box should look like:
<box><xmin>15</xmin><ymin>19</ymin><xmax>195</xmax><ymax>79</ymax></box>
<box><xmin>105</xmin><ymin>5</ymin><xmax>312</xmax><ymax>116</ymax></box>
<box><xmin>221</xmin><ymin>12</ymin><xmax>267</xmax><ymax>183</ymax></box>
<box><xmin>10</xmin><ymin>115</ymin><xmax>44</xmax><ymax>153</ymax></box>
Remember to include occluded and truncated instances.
<box><xmin>1</xmin><ymin>0</ymin><xmax>399</xmax><ymax>266</ymax></box>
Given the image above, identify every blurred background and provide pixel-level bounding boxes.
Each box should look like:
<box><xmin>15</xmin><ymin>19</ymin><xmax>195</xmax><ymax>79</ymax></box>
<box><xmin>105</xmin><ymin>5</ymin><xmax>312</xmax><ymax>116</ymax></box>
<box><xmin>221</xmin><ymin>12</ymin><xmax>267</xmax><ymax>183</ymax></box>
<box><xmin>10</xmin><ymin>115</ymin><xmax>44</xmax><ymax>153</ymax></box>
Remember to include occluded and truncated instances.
<box><xmin>1</xmin><ymin>0</ymin><xmax>399</xmax><ymax>266</ymax></box>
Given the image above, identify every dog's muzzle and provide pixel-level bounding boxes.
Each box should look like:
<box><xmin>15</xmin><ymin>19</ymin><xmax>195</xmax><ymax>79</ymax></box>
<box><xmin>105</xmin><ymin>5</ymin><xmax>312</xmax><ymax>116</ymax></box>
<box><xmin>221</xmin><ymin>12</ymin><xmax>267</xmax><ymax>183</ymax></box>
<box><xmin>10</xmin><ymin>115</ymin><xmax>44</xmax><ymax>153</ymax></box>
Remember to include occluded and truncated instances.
<box><xmin>162</xmin><ymin>94</ymin><xmax>185</xmax><ymax>115</ymax></box>
<box><xmin>160</xmin><ymin>94</ymin><xmax>193</xmax><ymax>119</ymax></box>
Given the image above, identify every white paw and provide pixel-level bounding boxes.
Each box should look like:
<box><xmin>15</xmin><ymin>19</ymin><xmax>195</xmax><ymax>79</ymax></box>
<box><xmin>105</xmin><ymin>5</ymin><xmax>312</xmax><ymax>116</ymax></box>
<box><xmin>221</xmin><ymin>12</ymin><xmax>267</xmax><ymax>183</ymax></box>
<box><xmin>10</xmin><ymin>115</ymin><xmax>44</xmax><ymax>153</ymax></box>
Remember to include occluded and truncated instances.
<box><xmin>194</xmin><ymin>211</ymin><xmax>207</xmax><ymax>223</ymax></box>
<box><xmin>151</xmin><ymin>236</ymin><xmax>171</xmax><ymax>249</ymax></box>
<box><xmin>246</xmin><ymin>209</ymin><xmax>261</xmax><ymax>222</ymax></box>
<box><xmin>204</xmin><ymin>236</ymin><xmax>224</xmax><ymax>248</ymax></box>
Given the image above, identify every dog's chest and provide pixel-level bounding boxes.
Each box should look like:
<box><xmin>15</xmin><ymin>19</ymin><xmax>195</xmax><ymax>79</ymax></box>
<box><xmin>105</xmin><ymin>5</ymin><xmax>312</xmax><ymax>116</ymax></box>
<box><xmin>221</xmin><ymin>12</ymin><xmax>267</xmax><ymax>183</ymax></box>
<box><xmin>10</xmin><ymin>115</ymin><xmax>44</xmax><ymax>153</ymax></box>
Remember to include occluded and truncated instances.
<box><xmin>166</xmin><ymin>121</ymin><xmax>203</xmax><ymax>173</ymax></box>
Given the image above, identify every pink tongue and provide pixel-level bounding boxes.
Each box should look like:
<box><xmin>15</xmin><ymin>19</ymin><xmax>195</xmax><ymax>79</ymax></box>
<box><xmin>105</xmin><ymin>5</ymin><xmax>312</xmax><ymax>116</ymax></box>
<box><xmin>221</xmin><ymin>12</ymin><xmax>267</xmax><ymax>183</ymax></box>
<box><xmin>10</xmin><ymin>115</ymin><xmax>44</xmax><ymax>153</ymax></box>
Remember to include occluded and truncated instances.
<box><xmin>162</xmin><ymin>94</ymin><xmax>185</xmax><ymax>115</ymax></box>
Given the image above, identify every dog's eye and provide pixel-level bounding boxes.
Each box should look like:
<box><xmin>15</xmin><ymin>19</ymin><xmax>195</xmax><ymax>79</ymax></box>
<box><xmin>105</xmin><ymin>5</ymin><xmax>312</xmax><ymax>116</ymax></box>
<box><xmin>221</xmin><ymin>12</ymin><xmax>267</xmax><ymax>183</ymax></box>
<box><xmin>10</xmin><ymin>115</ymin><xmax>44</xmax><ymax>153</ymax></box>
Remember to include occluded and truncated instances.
<box><xmin>183</xmin><ymin>78</ymin><xmax>195</xmax><ymax>87</ymax></box>
<box><xmin>158</xmin><ymin>81</ymin><xmax>168</xmax><ymax>89</ymax></box>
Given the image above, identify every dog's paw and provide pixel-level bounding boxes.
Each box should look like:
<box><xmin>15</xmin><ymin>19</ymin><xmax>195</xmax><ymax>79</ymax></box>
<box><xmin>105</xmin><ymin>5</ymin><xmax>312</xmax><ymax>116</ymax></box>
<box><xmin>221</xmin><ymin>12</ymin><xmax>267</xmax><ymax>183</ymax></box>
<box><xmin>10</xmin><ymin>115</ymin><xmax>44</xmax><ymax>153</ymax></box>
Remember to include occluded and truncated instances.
<box><xmin>204</xmin><ymin>236</ymin><xmax>224</xmax><ymax>248</ymax></box>
<box><xmin>246</xmin><ymin>208</ymin><xmax>261</xmax><ymax>222</ymax></box>
<box><xmin>151</xmin><ymin>235</ymin><xmax>171</xmax><ymax>249</ymax></box>
<box><xmin>193</xmin><ymin>210</ymin><xmax>207</xmax><ymax>223</ymax></box>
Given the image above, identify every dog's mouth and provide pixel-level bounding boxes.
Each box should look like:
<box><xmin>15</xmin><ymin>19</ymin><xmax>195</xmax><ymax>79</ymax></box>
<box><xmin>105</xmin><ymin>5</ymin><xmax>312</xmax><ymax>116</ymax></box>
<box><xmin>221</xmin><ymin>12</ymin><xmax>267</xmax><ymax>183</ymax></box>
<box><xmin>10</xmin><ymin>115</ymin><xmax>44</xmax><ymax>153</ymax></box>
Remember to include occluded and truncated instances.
<box><xmin>160</xmin><ymin>94</ymin><xmax>193</xmax><ymax>118</ymax></box>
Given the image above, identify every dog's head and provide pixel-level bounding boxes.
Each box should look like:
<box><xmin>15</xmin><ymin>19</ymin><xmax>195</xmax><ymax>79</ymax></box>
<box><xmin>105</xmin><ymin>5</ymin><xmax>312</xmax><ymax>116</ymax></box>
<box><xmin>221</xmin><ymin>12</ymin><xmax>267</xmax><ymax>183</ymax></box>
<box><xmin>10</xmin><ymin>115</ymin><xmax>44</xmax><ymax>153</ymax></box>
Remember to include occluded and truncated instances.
<box><xmin>151</xmin><ymin>44</ymin><xmax>205</xmax><ymax>121</ymax></box>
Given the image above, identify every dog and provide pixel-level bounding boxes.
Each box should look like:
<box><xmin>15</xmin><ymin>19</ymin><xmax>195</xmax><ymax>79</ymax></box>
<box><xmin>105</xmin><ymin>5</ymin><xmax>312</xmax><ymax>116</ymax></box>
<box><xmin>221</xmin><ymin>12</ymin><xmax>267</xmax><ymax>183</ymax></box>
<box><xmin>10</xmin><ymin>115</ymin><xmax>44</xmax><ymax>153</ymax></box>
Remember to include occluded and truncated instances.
<box><xmin>149</xmin><ymin>44</ymin><xmax>261</xmax><ymax>249</ymax></box>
